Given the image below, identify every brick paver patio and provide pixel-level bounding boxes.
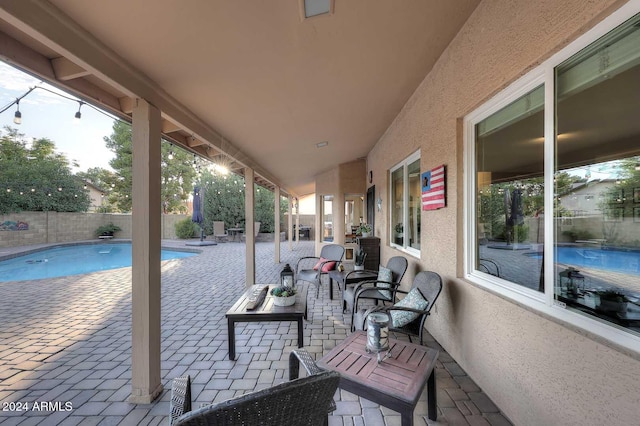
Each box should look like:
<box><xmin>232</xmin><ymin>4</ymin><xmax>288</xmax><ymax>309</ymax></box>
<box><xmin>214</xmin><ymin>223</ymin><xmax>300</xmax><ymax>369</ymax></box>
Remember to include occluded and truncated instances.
<box><xmin>0</xmin><ymin>240</ymin><xmax>512</xmax><ymax>425</ymax></box>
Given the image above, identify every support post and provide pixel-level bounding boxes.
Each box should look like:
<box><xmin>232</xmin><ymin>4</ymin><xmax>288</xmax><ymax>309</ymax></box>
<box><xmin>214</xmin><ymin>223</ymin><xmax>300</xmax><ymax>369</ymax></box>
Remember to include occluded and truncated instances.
<box><xmin>274</xmin><ymin>186</ymin><xmax>281</xmax><ymax>263</ymax></box>
<box><xmin>288</xmin><ymin>195</ymin><xmax>293</xmax><ymax>251</ymax></box>
<box><xmin>245</xmin><ymin>167</ymin><xmax>255</xmax><ymax>286</ymax></box>
<box><xmin>295</xmin><ymin>199</ymin><xmax>300</xmax><ymax>244</ymax></box>
<box><xmin>129</xmin><ymin>99</ymin><xmax>162</xmax><ymax>403</ymax></box>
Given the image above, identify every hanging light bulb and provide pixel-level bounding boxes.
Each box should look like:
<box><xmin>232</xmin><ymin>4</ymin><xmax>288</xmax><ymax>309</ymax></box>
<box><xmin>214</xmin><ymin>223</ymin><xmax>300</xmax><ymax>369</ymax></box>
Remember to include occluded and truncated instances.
<box><xmin>74</xmin><ymin>101</ymin><xmax>83</xmax><ymax>120</ymax></box>
<box><xmin>13</xmin><ymin>100</ymin><xmax>22</xmax><ymax>125</ymax></box>
<box><xmin>168</xmin><ymin>143</ymin><xmax>174</xmax><ymax>160</ymax></box>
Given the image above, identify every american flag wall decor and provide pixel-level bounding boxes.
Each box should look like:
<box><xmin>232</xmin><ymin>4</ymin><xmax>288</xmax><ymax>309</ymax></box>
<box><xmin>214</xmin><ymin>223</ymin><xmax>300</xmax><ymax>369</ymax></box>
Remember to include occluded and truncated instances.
<box><xmin>421</xmin><ymin>165</ymin><xmax>446</xmax><ymax>210</ymax></box>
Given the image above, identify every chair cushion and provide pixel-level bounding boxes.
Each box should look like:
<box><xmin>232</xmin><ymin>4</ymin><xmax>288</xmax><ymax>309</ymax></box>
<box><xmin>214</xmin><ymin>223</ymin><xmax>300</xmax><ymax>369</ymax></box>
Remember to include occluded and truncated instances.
<box><xmin>313</xmin><ymin>257</ymin><xmax>337</xmax><ymax>272</ymax></box>
<box><xmin>377</xmin><ymin>265</ymin><xmax>393</xmax><ymax>298</ymax></box>
<box><xmin>390</xmin><ymin>288</ymin><xmax>428</xmax><ymax>328</ymax></box>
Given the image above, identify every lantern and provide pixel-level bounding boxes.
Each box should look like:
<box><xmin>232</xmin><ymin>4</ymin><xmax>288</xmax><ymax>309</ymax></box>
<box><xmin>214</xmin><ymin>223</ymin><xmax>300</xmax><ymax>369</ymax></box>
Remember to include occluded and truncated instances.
<box><xmin>365</xmin><ymin>308</ymin><xmax>393</xmax><ymax>363</ymax></box>
<box><xmin>559</xmin><ymin>267</ymin><xmax>585</xmax><ymax>297</ymax></box>
<box><xmin>280</xmin><ymin>263</ymin><xmax>294</xmax><ymax>288</ymax></box>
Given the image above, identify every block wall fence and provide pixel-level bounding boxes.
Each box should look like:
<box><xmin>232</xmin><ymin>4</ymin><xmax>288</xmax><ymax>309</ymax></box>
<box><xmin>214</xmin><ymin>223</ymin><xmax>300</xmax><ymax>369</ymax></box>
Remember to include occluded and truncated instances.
<box><xmin>0</xmin><ymin>212</ymin><xmax>189</xmax><ymax>249</ymax></box>
<box><xmin>0</xmin><ymin>212</ymin><xmax>317</xmax><ymax>249</ymax></box>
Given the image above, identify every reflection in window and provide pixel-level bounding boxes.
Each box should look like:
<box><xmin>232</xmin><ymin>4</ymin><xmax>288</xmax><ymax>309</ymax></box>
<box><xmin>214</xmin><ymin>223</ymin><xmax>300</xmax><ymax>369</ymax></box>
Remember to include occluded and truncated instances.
<box><xmin>391</xmin><ymin>167</ymin><xmax>404</xmax><ymax>246</ymax></box>
<box><xmin>322</xmin><ymin>195</ymin><xmax>333</xmax><ymax>242</ymax></box>
<box><xmin>475</xmin><ymin>85</ymin><xmax>545</xmax><ymax>291</ymax></box>
<box><xmin>408</xmin><ymin>159</ymin><xmax>421</xmax><ymax>250</ymax></box>
<box><xmin>555</xmin><ymin>14</ymin><xmax>640</xmax><ymax>332</ymax></box>
<box><xmin>390</xmin><ymin>151</ymin><xmax>420</xmax><ymax>253</ymax></box>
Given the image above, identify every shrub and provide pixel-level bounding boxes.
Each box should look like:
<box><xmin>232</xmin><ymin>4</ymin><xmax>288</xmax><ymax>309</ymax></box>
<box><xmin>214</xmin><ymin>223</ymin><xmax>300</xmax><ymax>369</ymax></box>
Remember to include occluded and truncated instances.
<box><xmin>175</xmin><ymin>218</ymin><xmax>197</xmax><ymax>239</ymax></box>
<box><xmin>95</xmin><ymin>222</ymin><xmax>121</xmax><ymax>237</ymax></box>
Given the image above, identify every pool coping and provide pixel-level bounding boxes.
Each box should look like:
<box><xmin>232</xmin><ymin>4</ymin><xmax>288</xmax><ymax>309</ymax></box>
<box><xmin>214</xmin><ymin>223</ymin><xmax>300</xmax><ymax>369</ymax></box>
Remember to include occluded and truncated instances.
<box><xmin>0</xmin><ymin>239</ymin><xmax>201</xmax><ymax>262</ymax></box>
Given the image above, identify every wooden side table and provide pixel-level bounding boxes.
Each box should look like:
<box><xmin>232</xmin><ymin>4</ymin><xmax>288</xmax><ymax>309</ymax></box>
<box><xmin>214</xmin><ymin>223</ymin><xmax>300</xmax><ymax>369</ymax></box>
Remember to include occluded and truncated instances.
<box><xmin>317</xmin><ymin>331</ymin><xmax>439</xmax><ymax>425</ymax></box>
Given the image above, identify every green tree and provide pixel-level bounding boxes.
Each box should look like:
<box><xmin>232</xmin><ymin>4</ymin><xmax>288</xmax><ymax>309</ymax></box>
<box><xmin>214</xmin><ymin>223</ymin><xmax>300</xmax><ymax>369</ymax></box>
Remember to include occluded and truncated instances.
<box><xmin>600</xmin><ymin>157</ymin><xmax>640</xmax><ymax>219</ymax></box>
<box><xmin>200</xmin><ymin>170</ymin><xmax>246</xmax><ymax>234</ymax></box>
<box><xmin>76</xmin><ymin>167</ymin><xmax>119</xmax><ymax>212</ymax></box>
<box><xmin>103</xmin><ymin>120</ymin><xmax>197</xmax><ymax>213</ymax></box>
<box><xmin>478</xmin><ymin>173</ymin><xmax>577</xmax><ymax>242</ymax></box>
<box><xmin>198</xmin><ymin>170</ymin><xmax>288</xmax><ymax>235</ymax></box>
<box><xmin>0</xmin><ymin>127</ymin><xmax>91</xmax><ymax>214</ymax></box>
<box><xmin>76</xmin><ymin>167</ymin><xmax>116</xmax><ymax>191</ymax></box>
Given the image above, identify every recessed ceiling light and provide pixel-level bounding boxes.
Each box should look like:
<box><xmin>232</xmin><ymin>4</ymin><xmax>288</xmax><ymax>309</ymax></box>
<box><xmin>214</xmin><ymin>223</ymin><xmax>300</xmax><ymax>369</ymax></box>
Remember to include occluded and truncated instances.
<box><xmin>316</xmin><ymin>141</ymin><xmax>329</xmax><ymax>148</ymax></box>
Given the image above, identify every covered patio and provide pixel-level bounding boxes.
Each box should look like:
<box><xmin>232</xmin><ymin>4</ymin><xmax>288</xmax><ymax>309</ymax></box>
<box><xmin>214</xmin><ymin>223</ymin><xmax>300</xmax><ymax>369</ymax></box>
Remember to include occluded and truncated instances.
<box><xmin>2</xmin><ymin>1</ymin><xmax>640</xmax><ymax>425</ymax></box>
<box><xmin>0</xmin><ymin>240</ymin><xmax>510</xmax><ymax>425</ymax></box>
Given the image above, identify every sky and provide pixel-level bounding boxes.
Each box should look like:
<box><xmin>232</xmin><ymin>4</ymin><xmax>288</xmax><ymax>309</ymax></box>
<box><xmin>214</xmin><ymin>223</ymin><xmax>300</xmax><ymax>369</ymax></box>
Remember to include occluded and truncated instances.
<box><xmin>0</xmin><ymin>60</ymin><xmax>116</xmax><ymax>172</ymax></box>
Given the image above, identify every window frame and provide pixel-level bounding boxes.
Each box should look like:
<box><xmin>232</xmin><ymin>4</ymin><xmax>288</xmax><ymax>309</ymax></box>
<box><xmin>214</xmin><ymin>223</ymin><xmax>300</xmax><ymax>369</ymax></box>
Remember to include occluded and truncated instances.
<box><xmin>389</xmin><ymin>150</ymin><xmax>421</xmax><ymax>257</ymax></box>
<box><xmin>463</xmin><ymin>1</ymin><xmax>640</xmax><ymax>354</ymax></box>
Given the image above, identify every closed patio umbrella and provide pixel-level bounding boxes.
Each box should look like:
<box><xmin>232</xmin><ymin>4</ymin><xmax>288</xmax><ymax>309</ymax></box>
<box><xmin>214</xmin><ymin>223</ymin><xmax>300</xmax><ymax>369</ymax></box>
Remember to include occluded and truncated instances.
<box><xmin>192</xmin><ymin>186</ymin><xmax>204</xmax><ymax>241</ymax></box>
<box><xmin>504</xmin><ymin>188</ymin><xmax>512</xmax><ymax>245</ymax></box>
<box><xmin>186</xmin><ymin>185</ymin><xmax>216</xmax><ymax>246</ymax></box>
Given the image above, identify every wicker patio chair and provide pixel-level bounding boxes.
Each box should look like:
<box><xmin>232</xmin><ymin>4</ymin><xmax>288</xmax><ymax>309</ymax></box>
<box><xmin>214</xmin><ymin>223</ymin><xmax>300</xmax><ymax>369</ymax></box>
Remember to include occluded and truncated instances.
<box><xmin>353</xmin><ymin>271</ymin><xmax>443</xmax><ymax>345</ymax></box>
<box><xmin>296</xmin><ymin>244</ymin><xmax>345</xmax><ymax>297</ymax></box>
<box><xmin>170</xmin><ymin>370</ymin><xmax>340</xmax><ymax>426</ymax></box>
<box><xmin>342</xmin><ymin>255</ymin><xmax>408</xmax><ymax>317</ymax></box>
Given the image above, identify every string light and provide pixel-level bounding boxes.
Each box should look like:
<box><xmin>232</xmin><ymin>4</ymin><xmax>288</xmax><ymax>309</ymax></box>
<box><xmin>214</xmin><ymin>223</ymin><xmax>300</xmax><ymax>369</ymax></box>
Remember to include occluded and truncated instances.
<box><xmin>168</xmin><ymin>143</ymin><xmax>174</xmax><ymax>160</ymax></box>
<box><xmin>13</xmin><ymin>99</ymin><xmax>22</xmax><ymax>124</ymax></box>
<box><xmin>1</xmin><ymin>85</ymin><xmax>118</xmax><ymax>125</ymax></box>
<box><xmin>75</xmin><ymin>101</ymin><xmax>83</xmax><ymax>120</ymax></box>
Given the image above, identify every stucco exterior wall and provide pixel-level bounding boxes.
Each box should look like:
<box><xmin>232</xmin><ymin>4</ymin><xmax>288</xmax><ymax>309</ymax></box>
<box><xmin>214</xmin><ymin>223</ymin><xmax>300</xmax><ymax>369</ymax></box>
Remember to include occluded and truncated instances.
<box><xmin>315</xmin><ymin>159</ymin><xmax>367</xmax><ymax>251</ymax></box>
<box><xmin>367</xmin><ymin>1</ymin><xmax>639</xmax><ymax>425</ymax></box>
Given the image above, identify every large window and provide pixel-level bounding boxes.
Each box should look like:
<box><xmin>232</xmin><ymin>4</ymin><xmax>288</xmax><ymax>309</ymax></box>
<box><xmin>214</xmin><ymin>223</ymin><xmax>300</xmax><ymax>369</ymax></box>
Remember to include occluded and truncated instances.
<box><xmin>465</xmin><ymin>9</ymin><xmax>640</xmax><ymax>349</ymax></box>
<box><xmin>475</xmin><ymin>85</ymin><xmax>545</xmax><ymax>293</ymax></box>
<box><xmin>554</xmin><ymin>15</ymin><xmax>640</xmax><ymax>332</ymax></box>
<box><xmin>390</xmin><ymin>151</ymin><xmax>420</xmax><ymax>255</ymax></box>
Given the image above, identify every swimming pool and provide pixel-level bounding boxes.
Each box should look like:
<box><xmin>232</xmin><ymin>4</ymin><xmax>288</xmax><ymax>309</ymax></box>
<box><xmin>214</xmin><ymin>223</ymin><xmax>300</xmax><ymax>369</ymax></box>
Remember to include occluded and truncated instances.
<box><xmin>0</xmin><ymin>243</ymin><xmax>197</xmax><ymax>282</ymax></box>
<box><xmin>530</xmin><ymin>247</ymin><xmax>640</xmax><ymax>275</ymax></box>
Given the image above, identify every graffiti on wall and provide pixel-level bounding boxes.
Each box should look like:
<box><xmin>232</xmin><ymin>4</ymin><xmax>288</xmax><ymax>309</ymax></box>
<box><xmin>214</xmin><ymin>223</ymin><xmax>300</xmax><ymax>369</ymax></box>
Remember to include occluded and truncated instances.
<box><xmin>0</xmin><ymin>221</ymin><xmax>29</xmax><ymax>231</ymax></box>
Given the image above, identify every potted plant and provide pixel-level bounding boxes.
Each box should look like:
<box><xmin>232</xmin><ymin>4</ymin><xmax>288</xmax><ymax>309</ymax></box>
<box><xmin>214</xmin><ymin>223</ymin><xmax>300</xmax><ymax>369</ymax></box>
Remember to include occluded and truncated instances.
<box><xmin>95</xmin><ymin>222</ymin><xmax>121</xmax><ymax>239</ymax></box>
<box><xmin>394</xmin><ymin>223</ymin><xmax>403</xmax><ymax>237</ymax></box>
<box><xmin>270</xmin><ymin>285</ymin><xmax>297</xmax><ymax>306</ymax></box>
<box><xmin>596</xmin><ymin>289</ymin><xmax>628</xmax><ymax>315</ymax></box>
<box><xmin>354</xmin><ymin>248</ymin><xmax>367</xmax><ymax>271</ymax></box>
<box><xmin>358</xmin><ymin>223</ymin><xmax>372</xmax><ymax>238</ymax></box>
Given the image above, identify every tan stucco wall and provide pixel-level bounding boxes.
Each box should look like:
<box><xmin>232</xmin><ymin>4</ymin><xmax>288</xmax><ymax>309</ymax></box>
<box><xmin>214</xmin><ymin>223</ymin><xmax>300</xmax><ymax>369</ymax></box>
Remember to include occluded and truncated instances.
<box><xmin>368</xmin><ymin>1</ymin><xmax>639</xmax><ymax>425</ymax></box>
<box><xmin>315</xmin><ymin>159</ymin><xmax>366</xmax><ymax>251</ymax></box>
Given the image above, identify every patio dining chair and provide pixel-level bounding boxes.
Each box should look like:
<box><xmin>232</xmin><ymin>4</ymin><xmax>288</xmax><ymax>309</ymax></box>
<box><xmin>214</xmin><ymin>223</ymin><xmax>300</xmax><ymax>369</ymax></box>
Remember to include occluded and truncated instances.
<box><xmin>241</xmin><ymin>221</ymin><xmax>261</xmax><ymax>242</ymax></box>
<box><xmin>296</xmin><ymin>244</ymin><xmax>345</xmax><ymax>297</ymax></box>
<box><xmin>342</xmin><ymin>256</ymin><xmax>408</xmax><ymax>316</ymax></box>
<box><xmin>213</xmin><ymin>221</ymin><xmax>228</xmax><ymax>243</ymax></box>
<box><xmin>170</xmin><ymin>371</ymin><xmax>340</xmax><ymax>426</ymax></box>
<box><xmin>353</xmin><ymin>271</ymin><xmax>443</xmax><ymax>345</ymax></box>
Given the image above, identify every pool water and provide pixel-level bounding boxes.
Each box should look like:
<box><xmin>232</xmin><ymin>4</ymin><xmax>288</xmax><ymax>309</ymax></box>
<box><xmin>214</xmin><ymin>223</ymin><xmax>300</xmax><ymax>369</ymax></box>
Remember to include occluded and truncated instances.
<box><xmin>0</xmin><ymin>243</ymin><xmax>197</xmax><ymax>282</ymax></box>
<box><xmin>552</xmin><ymin>247</ymin><xmax>640</xmax><ymax>276</ymax></box>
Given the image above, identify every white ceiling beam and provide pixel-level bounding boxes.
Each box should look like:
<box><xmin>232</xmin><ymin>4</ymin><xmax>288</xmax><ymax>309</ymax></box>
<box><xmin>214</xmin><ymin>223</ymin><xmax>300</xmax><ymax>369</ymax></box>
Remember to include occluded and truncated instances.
<box><xmin>187</xmin><ymin>137</ymin><xmax>205</xmax><ymax>147</ymax></box>
<box><xmin>118</xmin><ymin>97</ymin><xmax>134</xmax><ymax>114</ymax></box>
<box><xmin>0</xmin><ymin>30</ymin><xmax>125</xmax><ymax>117</ymax></box>
<box><xmin>51</xmin><ymin>56</ymin><xmax>89</xmax><ymax>80</ymax></box>
<box><xmin>161</xmin><ymin>120</ymin><xmax>181</xmax><ymax>133</ymax></box>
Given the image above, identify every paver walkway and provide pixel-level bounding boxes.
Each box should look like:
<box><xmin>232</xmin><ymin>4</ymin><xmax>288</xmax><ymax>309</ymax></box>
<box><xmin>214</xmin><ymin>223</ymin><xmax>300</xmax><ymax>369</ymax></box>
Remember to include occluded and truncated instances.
<box><xmin>0</xmin><ymin>240</ymin><xmax>512</xmax><ymax>425</ymax></box>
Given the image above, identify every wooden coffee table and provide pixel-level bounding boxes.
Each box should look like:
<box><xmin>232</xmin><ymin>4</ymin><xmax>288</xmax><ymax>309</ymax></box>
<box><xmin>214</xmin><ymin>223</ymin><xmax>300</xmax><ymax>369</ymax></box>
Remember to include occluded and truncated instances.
<box><xmin>317</xmin><ymin>331</ymin><xmax>439</xmax><ymax>425</ymax></box>
<box><xmin>226</xmin><ymin>284</ymin><xmax>308</xmax><ymax>360</ymax></box>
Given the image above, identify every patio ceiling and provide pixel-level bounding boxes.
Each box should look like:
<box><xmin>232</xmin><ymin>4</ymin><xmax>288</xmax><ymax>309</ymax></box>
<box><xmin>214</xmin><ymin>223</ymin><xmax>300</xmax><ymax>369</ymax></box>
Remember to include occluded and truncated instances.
<box><xmin>0</xmin><ymin>0</ymin><xmax>480</xmax><ymax>196</ymax></box>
